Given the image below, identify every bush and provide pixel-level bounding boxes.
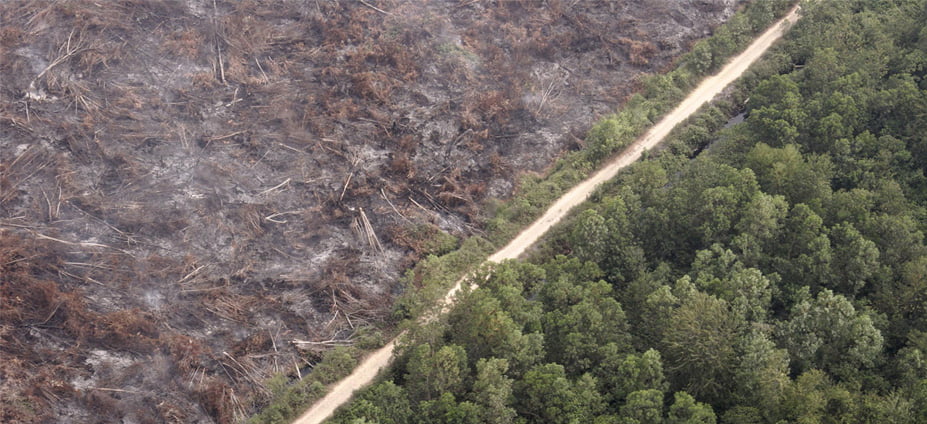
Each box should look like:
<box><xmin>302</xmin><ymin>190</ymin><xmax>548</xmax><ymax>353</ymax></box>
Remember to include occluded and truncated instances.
<box><xmin>314</xmin><ymin>347</ymin><xmax>359</xmax><ymax>385</ymax></box>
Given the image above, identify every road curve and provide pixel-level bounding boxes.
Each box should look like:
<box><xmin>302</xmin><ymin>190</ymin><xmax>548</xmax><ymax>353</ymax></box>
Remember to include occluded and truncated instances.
<box><xmin>293</xmin><ymin>6</ymin><xmax>801</xmax><ymax>424</ymax></box>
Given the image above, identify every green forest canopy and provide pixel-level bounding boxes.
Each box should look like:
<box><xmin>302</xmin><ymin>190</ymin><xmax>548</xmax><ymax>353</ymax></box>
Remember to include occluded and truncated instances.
<box><xmin>329</xmin><ymin>1</ymin><xmax>927</xmax><ymax>423</ymax></box>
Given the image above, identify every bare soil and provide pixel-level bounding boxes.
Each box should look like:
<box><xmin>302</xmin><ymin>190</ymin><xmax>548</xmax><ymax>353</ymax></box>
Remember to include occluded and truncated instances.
<box><xmin>1</xmin><ymin>1</ymin><xmax>738</xmax><ymax>422</ymax></box>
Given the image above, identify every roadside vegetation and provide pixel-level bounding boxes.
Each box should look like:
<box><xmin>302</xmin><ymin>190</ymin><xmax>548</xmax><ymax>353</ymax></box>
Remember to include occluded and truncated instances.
<box><xmin>324</xmin><ymin>0</ymin><xmax>927</xmax><ymax>423</ymax></box>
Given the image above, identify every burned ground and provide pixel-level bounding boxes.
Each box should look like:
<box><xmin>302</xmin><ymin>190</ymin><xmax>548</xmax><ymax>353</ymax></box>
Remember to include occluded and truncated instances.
<box><xmin>1</xmin><ymin>0</ymin><xmax>736</xmax><ymax>422</ymax></box>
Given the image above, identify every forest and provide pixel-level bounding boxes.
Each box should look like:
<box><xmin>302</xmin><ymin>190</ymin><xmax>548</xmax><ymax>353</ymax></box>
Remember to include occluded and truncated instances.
<box><xmin>325</xmin><ymin>1</ymin><xmax>927</xmax><ymax>423</ymax></box>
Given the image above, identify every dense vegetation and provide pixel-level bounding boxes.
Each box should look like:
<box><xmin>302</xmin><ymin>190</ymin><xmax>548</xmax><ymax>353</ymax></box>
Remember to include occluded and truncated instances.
<box><xmin>328</xmin><ymin>1</ymin><xmax>927</xmax><ymax>423</ymax></box>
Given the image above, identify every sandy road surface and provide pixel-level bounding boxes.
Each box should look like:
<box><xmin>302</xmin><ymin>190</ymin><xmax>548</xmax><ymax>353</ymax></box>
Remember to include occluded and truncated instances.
<box><xmin>292</xmin><ymin>6</ymin><xmax>800</xmax><ymax>424</ymax></box>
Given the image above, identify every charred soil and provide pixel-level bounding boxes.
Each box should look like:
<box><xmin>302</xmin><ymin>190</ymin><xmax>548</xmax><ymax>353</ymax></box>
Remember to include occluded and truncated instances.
<box><xmin>1</xmin><ymin>0</ymin><xmax>737</xmax><ymax>422</ymax></box>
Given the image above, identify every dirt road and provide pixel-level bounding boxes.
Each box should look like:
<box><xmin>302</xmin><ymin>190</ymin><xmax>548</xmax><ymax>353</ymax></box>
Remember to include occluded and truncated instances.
<box><xmin>292</xmin><ymin>6</ymin><xmax>800</xmax><ymax>424</ymax></box>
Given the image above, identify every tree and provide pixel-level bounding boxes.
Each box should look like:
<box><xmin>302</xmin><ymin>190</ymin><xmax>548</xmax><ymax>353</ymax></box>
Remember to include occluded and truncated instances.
<box><xmin>732</xmin><ymin>192</ymin><xmax>788</xmax><ymax>266</ymax></box>
<box><xmin>876</xmin><ymin>256</ymin><xmax>927</xmax><ymax>345</ymax></box>
<box><xmin>541</xmin><ymin>278</ymin><xmax>632</xmax><ymax>374</ymax></box>
<box><xmin>667</xmin><ymin>392</ymin><xmax>716</xmax><ymax>424</ymax></box>
<box><xmin>824</xmin><ymin>188</ymin><xmax>874</xmax><ymax>231</ymax></box>
<box><xmin>743</xmin><ymin>143</ymin><xmax>833</xmax><ymax>209</ymax></box>
<box><xmin>767</xmin><ymin>203</ymin><xmax>833</xmax><ymax>297</ymax></box>
<box><xmin>619</xmin><ymin>389</ymin><xmax>664</xmax><ymax>424</ymax></box>
<box><xmin>862</xmin><ymin>213</ymin><xmax>925</xmax><ymax>272</ymax></box>
<box><xmin>569</xmin><ymin>195</ymin><xmax>646</xmax><ymax>284</ymax></box>
<box><xmin>689</xmin><ymin>245</ymin><xmax>774</xmax><ymax>323</ymax></box>
<box><xmin>471</xmin><ymin>358</ymin><xmax>516</xmax><ymax>424</ymax></box>
<box><xmin>337</xmin><ymin>381</ymin><xmax>412</xmax><ymax>424</ymax></box>
<box><xmin>778</xmin><ymin>288</ymin><xmax>883</xmax><ymax>380</ymax></box>
<box><xmin>416</xmin><ymin>393</ymin><xmax>481</xmax><ymax>424</ymax></box>
<box><xmin>687</xmin><ymin>41</ymin><xmax>714</xmax><ymax>74</ymax></box>
<box><xmin>827</xmin><ymin>222</ymin><xmax>880</xmax><ymax>296</ymax></box>
<box><xmin>736</xmin><ymin>192</ymin><xmax>789</xmax><ymax>241</ymax></box>
<box><xmin>856</xmin><ymin>391</ymin><xmax>916</xmax><ymax>424</ymax></box>
<box><xmin>571</xmin><ymin>209</ymin><xmax>610</xmax><ymax>267</ymax></box>
<box><xmin>746</xmin><ymin>75</ymin><xmax>806</xmax><ymax>145</ymax></box>
<box><xmin>732</xmin><ymin>329</ymin><xmax>790</xmax><ymax>414</ymax></box>
<box><xmin>448</xmin><ymin>289</ymin><xmax>543</xmax><ymax>375</ymax></box>
<box><xmin>480</xmin><ymin>261</ymin><xmax>545</xmax><ymax>334</ymax></box>
<box><xmin>404</xmin><ymin>343</ymin><xmax>468</xmax><ymax>402</ymax></box>
<box><xmin>516</xmin><ymin>363</ymin><xmax>604</xmax><ymax>424</ymax></box>
<box><xmin>776</xmin><ymin>370</ymin><xmax>858</xmax><ymax>424</ymax></box>
<box><xmin>599</xmin><ymin>349</ymin><xmax>668</xmax><ymax>405</ymax></box>
<box><xmin>719</xmin><ymin>406</ymin><xmax>762</xmax><ymax>424</ymax></box>
<box><xmin>635</xmin><ymin>283</ymin><xmax>679</xmax><ymax>348</ymax></box>
<box><xmin>661</xmin><ymin>291</ymin><xmax>740</xmax><ymax>404</ymax></box>
<box><xmin>744</xmin><ymin>0</ymin><xmax>792</xmax><ymax>32</ymax></box>
<box><xmin>599</xmin><ymin>195</ymin><xmax>647</xmax><ymax>283</ymax></box>
<box><xmin>643</xmin><ymin>160</ymin><xmax>759</xmax><ymax>262</ymax></box>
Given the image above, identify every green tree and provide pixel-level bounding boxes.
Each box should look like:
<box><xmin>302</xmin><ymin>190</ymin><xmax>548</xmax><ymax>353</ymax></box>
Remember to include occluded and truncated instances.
<box><xmin>687</xmin><ymin>41</ymin><xmax>714</xmax><ymax>74</ymax></box>
<box><xmin>862</xmin><ymin>213</ymin><xmax>925</xmax><ymax>272</ymax></box>
<box><xmin>876</xmin><ymin>257</ymin><xmax>927</xmax><ymax>345</ymax></box>
<box><xmin>661</xmin><ymin>291</ymin><xmax>740</xmax><ymax>404</ymax></box>
<box><xmin>337</xmin><ymin>381</ymin><xmax>412</xmax><ymax>424</ymax></box>
<box><xmin>404</xmin><ymin>343</ymin><xmax>468</xmax><ymax>402</ymax></box>
<box><xmin>667</xmin><ymin>392</ymin><xmax>716</xmax><ymax>424</ymax></box>
<box><xmin>619</xmin><ymin>389</ymin><xmax>664</xmax><ymax>424</ymax></box>
<box><xmin>732</xmin><ymin>192</ymin><xmax>789</xmax><ymax>266</ymax></box>
<box><xmin>571</xmin><ymin>209</ymin><xmax>610</xmax><ymax>266</ymax></box>
<box><xmin>314</xmin><ymin>347</ymin><xmax>359</xmax><ymax>384</ymax></box>
<box><xmin>599</xmin><ymin>349</ymin><xmax>668</xmax><ymax>405</ymax></box>
<box><xmin>733</xmin><ymin>329</ymin><xmax>790</xmax><ymax>414</ymax></box>
<box><xmin>767</xmin><ymin>203</ymin><xmax>833</xmax><ymax>297</ymax></box>
<box><xmin>827</xmin><ymin>222</ymin><xmax>881</xmax><ymax>296</ymax></box>
<box><xmin>743</xmin><ymin>143</ymin><xmax>833</xmax><ymax>209</ymax></box>
<box><xmin>637</xmin><ymin>284</ymin><xmax>679</xmax><ymax>348</ymax></box>
<box><xmin>516</xmin><ymin>363</ymin><xmax>604</xmax><ymax>424</ymax></box>
<box><xmin>746</xmin><ymin>75</ymin><xmax>806</xmax><ymax>145</ymax></box>
<box><xmin>471</xmin><ymin>358</ymin><xmax>516</xmax><ymax>424</ymax></box>
<box><xmin>856</xmin><ymin>391</ymin><xmax>916</xmax><ymax>424</ymax></box>
<box><xmin>777</xmin><ymin>370</ymin><xmax>858</xmax><ymax>424</ymax></box>
<box><xmin>719</xmin><ymin>406</ymin><xmax>762</xmax><ymax>424</ymax></box>
<box><xmin>541</xmin><ymin>278</ymin><xmax>631</xmax><ymax>374</ymax></box>
<box><xmin>416</xmin><ymin>393</ymin><xmax>481</xmax><ymax>424</ymax></box>
<box><xmin>479</xmin><ymin>261</ymin><xmax>545</xmax><ymax>334</ymax></box>
<box><xmin>689</xmin><ymin>245</ymin><xmax>774</xmax><ymax>323</ymax></box>
<box><xmin>778</xmin><ymin>288</ymin><xmax>883</xmax><ymax>380</ymax></box>
<box><xmin>448</xmin><ymin>289</ymin><xmax>543</xmax><ymax>375</ymax></box>
<box><xmin>570</xmin><ymin>195</ymin><xmax>646</xmax><ymax>284</ymax></box>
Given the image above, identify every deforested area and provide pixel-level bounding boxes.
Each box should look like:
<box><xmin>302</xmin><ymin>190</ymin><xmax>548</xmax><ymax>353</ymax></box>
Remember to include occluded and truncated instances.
<box><xmin>0</xmin><ymin>0</ymin><xmax>746</xmax><ymax>422</ymax></box>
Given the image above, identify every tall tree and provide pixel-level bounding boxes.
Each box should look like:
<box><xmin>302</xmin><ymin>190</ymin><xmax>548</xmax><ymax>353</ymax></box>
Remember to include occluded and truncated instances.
<box><xmin>661</xmin><ymin>291</ymin><xmax>740</xmax><ymax>404</ymax></box>
<box><xmin>471</xmin><ymin>358</ymin><xmax>516</xmax><ymax>424</ymax></box>
<box><xmin>448</xmin><ymin>289</ymin><xmax>544</xmax><ymax>375</ymax></box>
<box><xmin>778</xmin><ymin>288</ymin><xmax>883</xmax><ymax>380</ymax></box>
<box><xmin>541</xmin><ymin>278</ymin><xmax>632</xmax><ymax>375</ymax></box>
<box><xmin>619</xmin><ymin>389</ymin><xmax>664</xmax><ymax>424</ymax></box>
<box><xmin>827</xmin><ymin>222</ymin><xmax>881</xmax><ymax>296</ymax></box>
<box><xmin>404</xmin><ymin>343</ymin><xmax>468</xmax><ymax>402</ymax></box>
<box><xmin>516</xmin><ymin>363</ymin><xmax>605</xmax><ymax>424</ymax></box>
<box><xmin>732</xmin><ymin>329</ymin><xmax>790</xmax><ymax>415</ymax></box>
<box><xmin>667</xmin><ymin>392</ymin><xmax>716</xmax><ymax>424</ymax></box>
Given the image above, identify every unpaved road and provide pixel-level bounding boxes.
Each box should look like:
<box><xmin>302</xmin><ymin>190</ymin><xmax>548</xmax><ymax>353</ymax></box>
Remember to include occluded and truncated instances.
<box><xmin>293</xmin><ymin>6</ymin><xmax>801</xmax><ymax>424</ymax></box>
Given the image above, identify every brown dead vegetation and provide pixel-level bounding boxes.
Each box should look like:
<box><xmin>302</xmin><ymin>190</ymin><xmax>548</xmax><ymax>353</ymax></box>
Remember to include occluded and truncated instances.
<box><xmin>0</xmin><ymin>0</ymin><xmax>737</xmax><ymax>421</ymax></box>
